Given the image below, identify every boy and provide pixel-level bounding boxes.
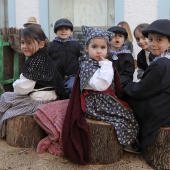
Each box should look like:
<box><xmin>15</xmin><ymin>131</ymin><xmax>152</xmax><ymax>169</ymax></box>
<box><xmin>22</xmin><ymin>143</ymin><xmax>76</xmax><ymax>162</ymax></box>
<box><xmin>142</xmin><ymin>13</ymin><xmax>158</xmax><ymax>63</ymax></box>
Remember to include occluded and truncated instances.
<box><xmin>48</xmin><ymin>18</ymin><xmax>82</xmax><ymax>98</ymax></box>
<box><xmin>107</xmin><ymin>26</ymin><xmax>135</xmax><ymax>88</ymax></box>
<box><xmin>124</xmin><ymin>19</ymin><xmax>170</xmax><ymax>149</ymax></box>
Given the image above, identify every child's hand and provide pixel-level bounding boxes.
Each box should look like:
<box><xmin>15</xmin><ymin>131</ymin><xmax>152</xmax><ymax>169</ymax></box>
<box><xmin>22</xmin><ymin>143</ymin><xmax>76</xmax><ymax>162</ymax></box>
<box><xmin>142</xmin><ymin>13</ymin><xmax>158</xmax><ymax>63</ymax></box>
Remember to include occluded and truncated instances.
<box><xmin>100</xmin><ymin>56</ymin><xmax>108</xmax><ymax>61</ymax></box>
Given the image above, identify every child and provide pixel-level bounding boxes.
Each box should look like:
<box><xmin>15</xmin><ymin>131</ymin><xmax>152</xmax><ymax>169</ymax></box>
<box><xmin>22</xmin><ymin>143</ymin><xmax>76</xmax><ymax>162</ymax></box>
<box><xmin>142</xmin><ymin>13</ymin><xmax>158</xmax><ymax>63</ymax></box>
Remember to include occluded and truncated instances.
<box><xmin>0</xmin><ymin>25</ymin><xmax>65</xmax><ymax>137</ymax></box>
<box><xmin>79</xmin><ymin>25</ymin><xmax>138</xmax><ymax>147</ymax></box>
<box><xmin>107</xmin><ymin>26</ymin><xmax>135</xmax><ymax>88</ymax></box>
<box><xmin>124</xmin><ymin>19</ymin><xmax>170</xmax><ymax>149</ymax></box>
<box><xmin>48</xmin><ymin>18</ymin><xmax>82</xmax><ymax>98</ymax></box>
<box><xmin>117</xmin><ymin>21</ymin><xmax>134</xmax><ymax>53</ymax></box>
<box><xmin>134</xmin><ymin>23</ymin><xmax>155</xmax><ymax>79</ymax></box>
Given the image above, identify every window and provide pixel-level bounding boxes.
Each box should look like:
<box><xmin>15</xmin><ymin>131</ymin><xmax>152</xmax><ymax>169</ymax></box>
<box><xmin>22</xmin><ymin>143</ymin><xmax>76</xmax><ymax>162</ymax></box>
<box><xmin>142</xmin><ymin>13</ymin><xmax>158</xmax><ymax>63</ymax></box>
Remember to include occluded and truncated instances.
<box><xmin>48</xmin><ymin>0</ymin><xmax>115</xmax><ymax>41</ymax></box>
<box><xmin>39</xmin><ymin>0</ymin><xmax>124</xmax><ymax>40</ymax></box>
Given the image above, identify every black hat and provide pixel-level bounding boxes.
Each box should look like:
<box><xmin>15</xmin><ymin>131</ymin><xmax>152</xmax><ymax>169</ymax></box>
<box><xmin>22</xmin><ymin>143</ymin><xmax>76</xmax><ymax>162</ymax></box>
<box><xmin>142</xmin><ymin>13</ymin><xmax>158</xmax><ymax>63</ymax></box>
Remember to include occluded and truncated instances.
<box><xmin>54</xmin><ymin>18</ymin><xmax>73</xmax><ymax>33</ymax></box>
<box><xmin>142</xmin><ymin>19</ymin><xmax>170</xmax><ymax>38</ymax></box>
<box><xmin>107</xmin><ymin>26</ymin><xmax>128</xmax><ymax>39</ymax></box>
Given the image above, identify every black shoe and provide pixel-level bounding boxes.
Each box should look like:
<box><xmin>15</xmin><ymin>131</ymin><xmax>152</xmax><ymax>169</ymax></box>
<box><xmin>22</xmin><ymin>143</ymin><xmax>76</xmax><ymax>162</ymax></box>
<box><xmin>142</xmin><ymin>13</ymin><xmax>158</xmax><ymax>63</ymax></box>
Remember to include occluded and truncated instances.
<box><xmin>123</xmin><ymin>141</ymin><xmax>142</xmax><ymax>154</ymax></box>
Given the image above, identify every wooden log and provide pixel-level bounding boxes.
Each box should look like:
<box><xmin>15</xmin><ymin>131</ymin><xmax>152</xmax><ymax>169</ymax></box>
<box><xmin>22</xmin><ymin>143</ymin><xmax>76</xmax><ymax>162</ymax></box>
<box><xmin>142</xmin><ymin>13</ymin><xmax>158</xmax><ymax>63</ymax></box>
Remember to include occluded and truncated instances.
<box><xmin>6</xmin><ymin>115</ymin><xmax>46</xmax><ymax>148</ymax></box>
<box><xmin>144</xmin><ymin>127</ymin><xmax>170</xmax><ymax>170</ymax></box>
<box><xmin>86</xmin><ymin>118</ymin><xmax>123</xmax><ymax>164</ymax></box>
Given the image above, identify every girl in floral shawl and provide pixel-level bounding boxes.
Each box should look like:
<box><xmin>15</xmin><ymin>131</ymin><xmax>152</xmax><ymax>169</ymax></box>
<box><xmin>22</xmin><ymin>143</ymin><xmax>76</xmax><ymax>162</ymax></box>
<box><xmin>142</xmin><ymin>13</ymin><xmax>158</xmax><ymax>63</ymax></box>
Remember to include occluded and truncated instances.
<box><xmin>79</xmin><ymin>25</ymin><xmax>139</xmax><ymax>147</ymax></box>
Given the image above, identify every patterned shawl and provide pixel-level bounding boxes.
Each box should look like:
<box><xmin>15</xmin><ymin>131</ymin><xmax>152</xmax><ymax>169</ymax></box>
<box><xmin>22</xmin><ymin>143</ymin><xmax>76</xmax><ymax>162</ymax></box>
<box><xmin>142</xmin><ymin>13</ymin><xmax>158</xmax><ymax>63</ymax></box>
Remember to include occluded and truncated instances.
<box><xmin>22</xmin><ymin>48</ymin><xmax>67</xmax><ymax>99</ymax></box>
<box><xmin>79</xmin><ymin>55</ymin><xmax>100</xmax><ymax>91</ymax></box>
<box><xmin>22</xmin><ymin>48</ymin><xmax>55</xmax><ymax>82</ymax></box>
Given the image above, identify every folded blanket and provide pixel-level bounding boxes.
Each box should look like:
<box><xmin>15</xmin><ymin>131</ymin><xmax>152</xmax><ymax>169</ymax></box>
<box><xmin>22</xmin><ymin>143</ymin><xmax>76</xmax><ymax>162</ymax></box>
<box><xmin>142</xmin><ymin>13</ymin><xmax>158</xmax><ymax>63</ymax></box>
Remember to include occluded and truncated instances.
<box><xmin>34</xmin><ymin>99</ymin><xmax>69</xmax><ymax>156</ymax></box>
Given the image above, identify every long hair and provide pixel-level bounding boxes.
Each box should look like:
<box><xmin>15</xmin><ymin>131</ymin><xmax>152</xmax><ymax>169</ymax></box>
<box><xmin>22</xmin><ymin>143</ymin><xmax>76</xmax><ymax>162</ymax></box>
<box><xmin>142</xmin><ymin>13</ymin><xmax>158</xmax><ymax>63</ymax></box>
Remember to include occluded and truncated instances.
<box><xmin>117</xmin><ymin>21</ymin><xmax>133</xmax><ymax>42</ymax></box>
<box><xmin>133</xmin><ymin>23</ymin><xmax>149</xmax><ymax>37</ymax></box>
<box><xmin>21</xmin><ymin>25</ymin><xmax>49</xmax><ymax>47</ymax></box>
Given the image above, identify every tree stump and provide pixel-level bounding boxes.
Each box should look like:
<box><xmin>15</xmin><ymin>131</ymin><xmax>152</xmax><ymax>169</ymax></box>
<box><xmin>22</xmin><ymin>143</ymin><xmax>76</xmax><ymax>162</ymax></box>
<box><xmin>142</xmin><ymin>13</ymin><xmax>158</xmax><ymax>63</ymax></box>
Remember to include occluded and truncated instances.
<box><xmin>6</xmin><ymin>115</ymin><xmax>46</xmax><ymax>148</ymax></box>
<box><xmin>144</xmin><ymin>127</ymin><xmax>170</xmax><ymax>170</ymax></box>
<box><xmin>86</xmin><ymin>118</ymin><xmax>123</xmax><ymax>164</ymax></box>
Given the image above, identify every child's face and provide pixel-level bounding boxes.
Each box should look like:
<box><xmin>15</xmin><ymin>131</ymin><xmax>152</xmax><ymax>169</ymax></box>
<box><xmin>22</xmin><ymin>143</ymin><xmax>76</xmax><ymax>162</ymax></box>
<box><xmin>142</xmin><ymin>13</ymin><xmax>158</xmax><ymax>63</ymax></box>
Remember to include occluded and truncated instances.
<box><xmin>21</xmin><ymin>38</ymin><xmax>44</xmax><ymax>57</ymax></box>
<box><xmin>56</xmin><ymin>27</ymin><xmax>72</xmax><ymax>40</ymax></box>
<box><xmin>110</xmin><ymin>33</ymin><xmax>125</xmax><ymax>50</ymax></box>
<box><xmin>135</xmin><ymin>30</ymin><xmax>150</xmax><ymax>51</ymax></box>
<box><xmin>86</xmin><ymin>37</ymin><xmax>108</xmax><ymax>61</ymax></box>
<box><xmin>148</xmin><ymin>33</ymin><xmax>170</xmax><ymax>56</ymax></box>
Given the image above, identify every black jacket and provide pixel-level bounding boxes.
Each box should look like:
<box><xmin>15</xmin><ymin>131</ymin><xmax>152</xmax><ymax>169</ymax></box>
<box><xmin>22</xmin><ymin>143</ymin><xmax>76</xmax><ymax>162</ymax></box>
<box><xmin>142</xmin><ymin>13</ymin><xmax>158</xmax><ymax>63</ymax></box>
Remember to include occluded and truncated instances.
<box><xmin>48</xmin><ymin>40</ymin><xmax>82</xmax><ymax>78</ymax></box>
<box><xmin>109</xmin><ymin>53</ymin><xmax>135</xmax><ymax>88</ymax></box>
<box><xmin>124</xmin><ymin>58</ymin><xmax>170</xmax><ymax>148</ymax></box>
<box><xmin>137</xmin><ymin>49</ymin><xmax>155</xmax><ymax>71</ymax></box>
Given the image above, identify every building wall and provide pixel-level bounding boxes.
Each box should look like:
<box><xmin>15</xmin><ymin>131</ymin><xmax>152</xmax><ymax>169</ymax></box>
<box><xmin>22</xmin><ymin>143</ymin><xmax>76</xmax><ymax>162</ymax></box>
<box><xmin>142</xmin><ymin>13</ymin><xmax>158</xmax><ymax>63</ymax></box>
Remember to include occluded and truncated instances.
<box><xmin>15</xmin><ymin>0</ymin><xmax>159</xmax><ymax>57</ymax></box>
<box><xmin>124</xmin><ymin>0</ymin><xmax>158</xmax><ymax>57</ymax></box>
<box><xmin>15</xmin><ymin>0</ymin><xmax>39</xmax><ymax>28</ymax></box>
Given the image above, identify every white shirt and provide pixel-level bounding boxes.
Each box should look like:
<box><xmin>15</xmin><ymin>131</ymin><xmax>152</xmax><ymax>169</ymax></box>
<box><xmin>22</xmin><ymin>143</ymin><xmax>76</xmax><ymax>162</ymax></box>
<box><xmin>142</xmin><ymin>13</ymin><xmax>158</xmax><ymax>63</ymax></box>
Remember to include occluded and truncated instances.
<box><xmin>84</xmin><ymin>60</ymin><xmax>114</xmax><ymax>91</ymax></box>
<box><xmin>13</xmin><ymin>74</ymin><xmax>57</xmax><ymax>101</ymax></box>
<box><xmin>145</xmin><ymin>50</ymin><xmax>150</xmax><ymax>66</ymax></box>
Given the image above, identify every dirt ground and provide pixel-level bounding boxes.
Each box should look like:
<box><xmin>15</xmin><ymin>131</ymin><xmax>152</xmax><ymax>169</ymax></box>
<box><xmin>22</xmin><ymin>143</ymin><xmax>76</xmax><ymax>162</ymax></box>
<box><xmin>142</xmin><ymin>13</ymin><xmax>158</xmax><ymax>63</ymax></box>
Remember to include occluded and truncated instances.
<box><xmin>0</xmin><ymin>139</ymin><xmax>154</xmax><ymax>170</ymax></box>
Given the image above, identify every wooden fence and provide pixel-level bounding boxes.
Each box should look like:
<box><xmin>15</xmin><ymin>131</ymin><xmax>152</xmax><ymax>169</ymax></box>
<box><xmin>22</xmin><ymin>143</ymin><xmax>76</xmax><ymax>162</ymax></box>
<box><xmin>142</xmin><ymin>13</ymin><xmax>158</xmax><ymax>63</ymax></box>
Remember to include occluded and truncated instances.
<box><xmin>0</xmin><ymin>28</ymin><xmax>25</xmax><ymax>94</ymax></box>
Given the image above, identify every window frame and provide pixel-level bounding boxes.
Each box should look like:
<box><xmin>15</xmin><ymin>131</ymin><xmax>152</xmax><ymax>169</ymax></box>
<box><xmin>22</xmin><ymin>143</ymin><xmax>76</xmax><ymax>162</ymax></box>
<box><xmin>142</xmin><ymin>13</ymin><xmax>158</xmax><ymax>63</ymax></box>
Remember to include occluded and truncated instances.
<box><xmin>158</xmin><ymin>0</ymin><xmax>170</xmax><ymax>19</ymax></box>
<box><xmin>39</xmin><ymin>0</ymin><xmax>124</xmax><ymax>39</ymax></box>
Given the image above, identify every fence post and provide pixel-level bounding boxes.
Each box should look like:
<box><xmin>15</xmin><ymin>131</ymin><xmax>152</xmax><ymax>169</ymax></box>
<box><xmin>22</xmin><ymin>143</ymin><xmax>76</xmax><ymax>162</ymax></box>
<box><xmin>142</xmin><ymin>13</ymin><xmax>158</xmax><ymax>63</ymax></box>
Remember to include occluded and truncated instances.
<box><xmin>0</xmin><ymin>35</ymin><xmax>19</xmax><ymax>94</ymax></box>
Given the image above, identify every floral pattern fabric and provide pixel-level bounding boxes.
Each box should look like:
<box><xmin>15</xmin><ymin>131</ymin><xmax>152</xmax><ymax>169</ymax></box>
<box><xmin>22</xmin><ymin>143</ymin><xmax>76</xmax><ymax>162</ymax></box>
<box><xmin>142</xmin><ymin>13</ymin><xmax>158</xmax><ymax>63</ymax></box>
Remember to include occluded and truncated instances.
<box><xmin>79</xmin><ymin>55</ymin><xmax>139</xmax><ymax>145</ymax></box>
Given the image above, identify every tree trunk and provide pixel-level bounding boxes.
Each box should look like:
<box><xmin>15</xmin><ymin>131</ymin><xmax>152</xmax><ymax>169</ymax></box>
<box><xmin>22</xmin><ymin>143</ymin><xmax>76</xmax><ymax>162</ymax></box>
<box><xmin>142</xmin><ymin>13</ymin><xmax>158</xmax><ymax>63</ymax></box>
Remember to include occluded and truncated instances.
<box><xmin>86</xmin><ymin>118</ymin><xmax>123</xmax><ymax>164</ymax></box>
<box><xmin>144</xmin><ymin>127</ymin><xmax>170</xmax><ymax>170</ymax></box>
<box><xmin>6</xmin><ymin>115</ymin><xmax>46</xmax><ymax>148</ymax></box>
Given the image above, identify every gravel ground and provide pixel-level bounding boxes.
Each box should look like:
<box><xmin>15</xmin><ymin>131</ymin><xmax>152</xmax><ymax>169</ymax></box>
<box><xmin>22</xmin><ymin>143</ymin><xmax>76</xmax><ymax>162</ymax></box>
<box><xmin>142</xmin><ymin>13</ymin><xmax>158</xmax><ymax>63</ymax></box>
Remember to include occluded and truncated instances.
<box><xmin>0</xmin><ymin>139</ymin><xmax>154</xmax><ymax>170</ymax></box>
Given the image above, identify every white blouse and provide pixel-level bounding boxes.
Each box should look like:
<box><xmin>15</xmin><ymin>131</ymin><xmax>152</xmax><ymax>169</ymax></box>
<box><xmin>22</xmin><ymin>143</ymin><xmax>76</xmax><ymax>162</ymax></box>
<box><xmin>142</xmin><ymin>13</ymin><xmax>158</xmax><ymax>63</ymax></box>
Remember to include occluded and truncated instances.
<box><xmin>13</xmin><ymin>74</ymin><xmax>57</xmax><ymax>101</ymax></box>
<box><xmin>84</xmin><ymin>60</ymin><xmax>114</xmax><ymax>91</ymax></box>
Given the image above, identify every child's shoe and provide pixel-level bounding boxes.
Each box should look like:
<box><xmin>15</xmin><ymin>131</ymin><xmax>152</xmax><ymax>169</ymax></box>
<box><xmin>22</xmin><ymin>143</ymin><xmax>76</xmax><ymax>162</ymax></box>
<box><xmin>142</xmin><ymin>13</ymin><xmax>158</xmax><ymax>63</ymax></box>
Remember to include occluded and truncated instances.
<box><xmin>123</xmin><ymin>141</ymin><xmax>142</xmax><ymax>154</ymax></box>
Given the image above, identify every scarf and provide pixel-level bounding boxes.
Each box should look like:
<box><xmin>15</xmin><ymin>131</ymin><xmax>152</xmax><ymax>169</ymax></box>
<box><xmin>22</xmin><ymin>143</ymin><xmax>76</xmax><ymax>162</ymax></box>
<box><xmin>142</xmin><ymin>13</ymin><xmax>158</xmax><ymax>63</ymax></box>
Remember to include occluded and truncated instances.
<box><xmin>79</xmin><ymin>55</ymin><xmax>123</xmax><ymax>99</ymax></box>
<box><xmin>151</xmin><ymin>48</ymin><xmax>170</xmax><ymax>63</ymax></box>
<box><xmin>79</xmin><ymin>55</ymin><xmax>101</xmax><ymax>91</ymax></box>
<box><xmin>22</xmin><ymin>48</ymin><xmax>55</xmax><ymax>82</ymax></box>
<box><xmin>110</xmin><ymin>45</ymin><xmax>131</xmax><ymax>60</ymax></box>
<box><xmin>22</xmin><ymin>48</ymin><xmax>67</xmax><ymax>99</ymax></box>
<box><xmin>54</xmin><ymin>36</ymin><xmax>76</xmax><ymax>42</ymax></box>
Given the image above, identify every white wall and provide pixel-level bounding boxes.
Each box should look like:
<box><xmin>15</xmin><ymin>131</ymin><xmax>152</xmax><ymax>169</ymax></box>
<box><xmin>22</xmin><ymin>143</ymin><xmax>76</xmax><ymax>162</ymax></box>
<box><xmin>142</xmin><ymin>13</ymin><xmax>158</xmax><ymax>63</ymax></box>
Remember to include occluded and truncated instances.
<box><xmin>15</xmin><ymin>0</ymin><xmax>39</xmax><ymax>28</ymax></box>
<box><xmin>15</xmin><ymin>0</ymin><xmax>158</xmax><ymax>58</ymax></box>
<box><xmin>124</xmin><ymin>0</ymin><xmax>158</xmax><ymax>58</ymax></box>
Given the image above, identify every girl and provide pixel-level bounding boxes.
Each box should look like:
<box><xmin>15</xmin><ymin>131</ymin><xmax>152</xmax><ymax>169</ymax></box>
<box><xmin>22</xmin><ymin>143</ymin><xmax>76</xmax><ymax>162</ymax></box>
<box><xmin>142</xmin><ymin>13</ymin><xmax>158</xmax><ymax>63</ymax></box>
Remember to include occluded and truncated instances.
<box><xmin>79</xmin><ymin>25</ymin><xmax>138</xmax><ymax>147</ymax></box>
<box><xmin>107</xmin><ymin>26</ymin><xmax>135</xmax><ymax>88</ymax></box>
<box><xmin>134</xmin><ymin>23</ymin><xmax>155</xmax><ymax>79</ymax></box>
<box><xmin>0</xmin><ymin>25</ymin><xmax>65</xmax><ymax>137</ymax></box>
<box><xmin>124</xmin><ymin>19</ymin><xmax>170</xmax><ymax>149</ymax></box>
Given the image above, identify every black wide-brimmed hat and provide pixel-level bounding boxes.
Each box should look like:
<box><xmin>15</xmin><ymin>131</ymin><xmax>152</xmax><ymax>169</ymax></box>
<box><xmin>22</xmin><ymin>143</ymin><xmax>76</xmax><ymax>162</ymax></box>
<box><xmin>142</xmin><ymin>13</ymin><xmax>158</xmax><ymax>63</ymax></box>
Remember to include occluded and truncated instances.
<box><xmin>107</xmin><ymin>26</ymin><xmax>128</xmax><ymax>39</ymax></box>
<box><xmin>142</xmin><ymin>19</ymin><xmax>170</xmax><ymax>38</ymax></box>
<box><xmin>54</xmin><ymin>18</ymin><xmax>73</xmax><ymax>33</ymax></box>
